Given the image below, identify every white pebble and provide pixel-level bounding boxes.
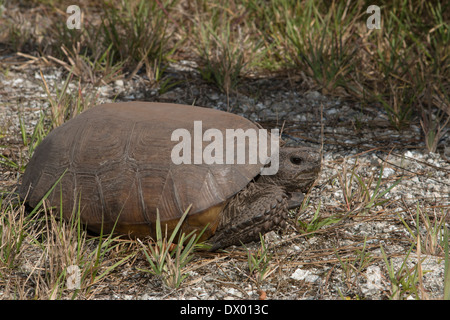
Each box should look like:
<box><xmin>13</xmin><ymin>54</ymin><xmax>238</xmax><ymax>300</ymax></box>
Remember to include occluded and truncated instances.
<box><xmin>291</xmin><ymin>268</ymin><xmax>319</xmax><ymax>282</ymax></box>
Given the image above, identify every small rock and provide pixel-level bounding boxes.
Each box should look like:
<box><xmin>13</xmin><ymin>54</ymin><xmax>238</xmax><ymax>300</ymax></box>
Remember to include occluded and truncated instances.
<box><xmin>382</xmin><ymin>167</ymin><xmax>395</xmax><ymax>178</ymax></box>
<box><xmin>305</xmin><ymin>91</ymin><xmax>322</xmax><ymax>100</ymax></box>
<box><xmin>224</xmin><ymin>288</ymin><xmax>243</xmax><ymax>298</ymax></box>
<box><xmin>99</xmin><ymin>86</ymin><xmax>110</xmax><ymax>94</ymax></box>
<box><xmin>255</xmin><ymin>102</ymin><xmax>265</xmax><ymax>111</ymax></box>
<box><xmin>404</xmin><ymin>150</ymin><xmax>414</xmax><ymax>158</ymax></box>
<box><xmin>114</xmin><ymin>79</ymin><xmax>124</xmax><ymax>87</ymax></box>
<box><xmin>209</xmin><ymin>93</ymin><xmax>219</xmax><ymax>100</ymax></box>
<box><xmin>140</xmin><ymin>293</ymin><xmax>154</xmax><ymax>300</ymax></box>
<box><xmin>291</xmin><ymin>268</ymin><xmax>319</xmax><ymax>282</ymax></box>
<box><xmin>12</xmin><ymin>78</ymin><xmax>24</xmax><ymax>86</ymax></box>
<box><xmin>327</xmin><ymin>108</ymin><xmax>338</xmax><ymax>115</ymax></box>
<box><xmin>361</xmin><ymin>265</ymin><xmax>382</xmax><ymax>295</ymax></box>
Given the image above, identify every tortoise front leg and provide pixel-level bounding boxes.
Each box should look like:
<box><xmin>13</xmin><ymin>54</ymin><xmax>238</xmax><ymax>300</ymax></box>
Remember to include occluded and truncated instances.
<box><xmin>209</xmin><ymin>183</ymin><xmax>290</xmax><ymax>251</ymax></box>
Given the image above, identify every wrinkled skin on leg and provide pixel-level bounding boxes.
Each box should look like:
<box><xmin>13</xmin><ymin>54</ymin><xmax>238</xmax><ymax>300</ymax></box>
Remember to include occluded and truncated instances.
<box><xmin>209</xmin><ymin>183</ymin><xmax>287</xmax><ymax>251</ymax></box>
<box><xmin>209</xmin><ymin>147</ymin><xmax>321</xmax><ymax>250</ymax></box>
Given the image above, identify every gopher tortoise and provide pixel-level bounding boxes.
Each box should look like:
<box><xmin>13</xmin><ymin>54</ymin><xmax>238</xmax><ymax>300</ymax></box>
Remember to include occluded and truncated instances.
<box><xmin>20</xmin><ymin>102</ymin><xmax>320</xmax><ymax>250</ymax></box>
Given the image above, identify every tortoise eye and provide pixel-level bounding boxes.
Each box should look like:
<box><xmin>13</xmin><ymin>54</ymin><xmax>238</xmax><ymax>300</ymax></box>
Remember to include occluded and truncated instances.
<box><xmin>290</xmin><ymin>156</ymin><xmax>302</xmax><ymax>165</ymax></box>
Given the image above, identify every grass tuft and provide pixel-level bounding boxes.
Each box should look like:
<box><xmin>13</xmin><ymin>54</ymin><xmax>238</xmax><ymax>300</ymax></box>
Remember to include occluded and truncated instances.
<box><xmin>138</xmin><ymin>205</ymin><xmax>206</xmax><ymax>289</ymax></box>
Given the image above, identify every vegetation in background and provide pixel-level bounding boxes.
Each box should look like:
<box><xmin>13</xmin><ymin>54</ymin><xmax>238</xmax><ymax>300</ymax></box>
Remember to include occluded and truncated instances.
<box><xmin>1</xmin><ymin>0</ymin><xmax>447</xmax><ymax>144</ymax></box>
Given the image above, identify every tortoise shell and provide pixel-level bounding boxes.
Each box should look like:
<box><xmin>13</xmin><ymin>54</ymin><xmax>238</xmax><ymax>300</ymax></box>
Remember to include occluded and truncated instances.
<box><xmin>20</xmin><ymin>102</ymin><xmax>268</xmax><ymax>240</ymax></box>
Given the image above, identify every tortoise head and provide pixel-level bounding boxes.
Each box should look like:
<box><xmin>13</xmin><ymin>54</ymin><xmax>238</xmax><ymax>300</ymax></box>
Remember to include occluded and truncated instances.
<box><xmin>259</xmin><ymin>146</ymin><xmax>321</xmax><ymax>193</ymax></box>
